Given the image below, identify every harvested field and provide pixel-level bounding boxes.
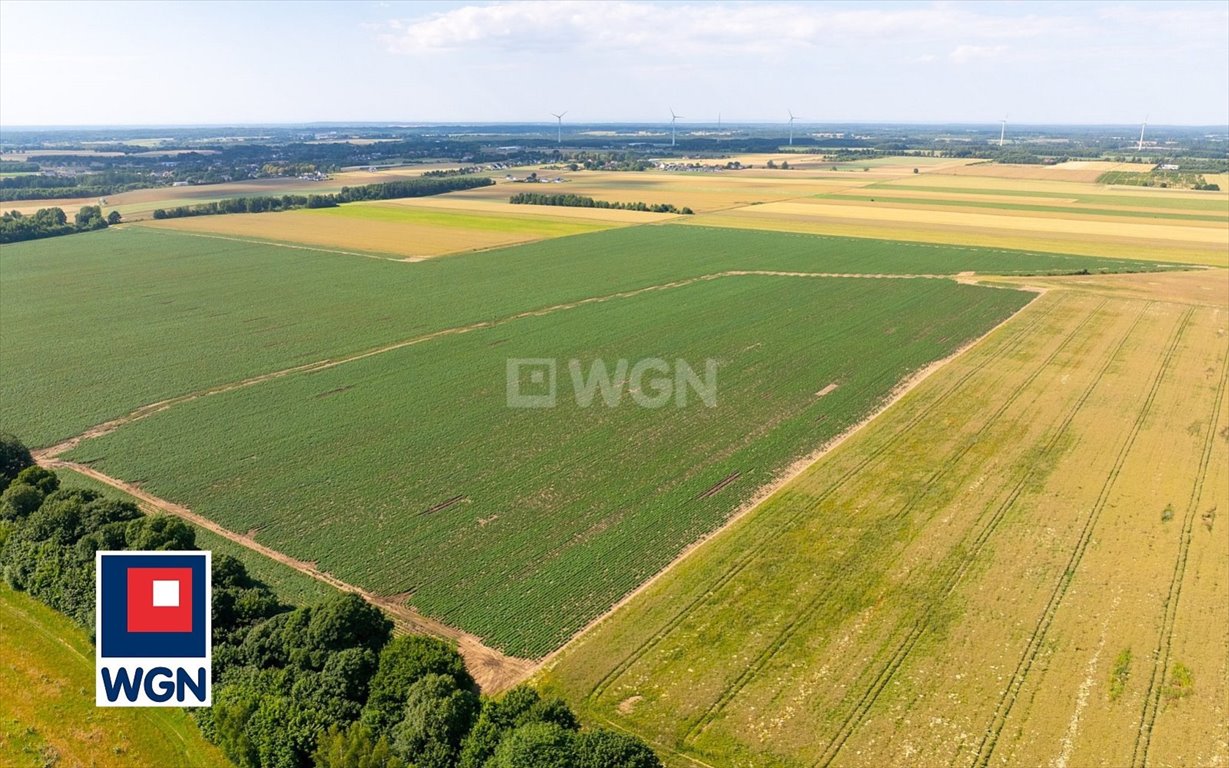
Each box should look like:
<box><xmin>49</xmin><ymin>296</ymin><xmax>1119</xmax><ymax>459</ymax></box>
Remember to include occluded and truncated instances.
<box><xmin>442</xmin><ymin>172</ymin><xmax>866</xmax><ymax>212</ymax></box>
<box><xmin>685</xmin><ymin>175</ymin><xmax>1229</xmax><ymax>267</ymax></box>
<box><xmin>539</xmin><ymin>272</ymin><xmax>1229</xmax><ymax>768</ymax></box>
<box><xmin>935</xmin><ymin>160</ymin><xmax>1149</xmax><ymax>183</ymax></box>
<box><xmin>145</xmin><ymin>201</ymin><xmax>626</xmax><ymax>259</ymax></box>
<box><xmin>382</xmin><ymin>195</ymin><xmax>679</xmax><ymax>223</ymax></box>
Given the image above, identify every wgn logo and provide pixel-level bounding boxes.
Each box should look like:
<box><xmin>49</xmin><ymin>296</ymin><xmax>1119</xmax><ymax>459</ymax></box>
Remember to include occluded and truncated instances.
<box><xmin>96</xmin><ymin>551</ymin><xmax>212</xmax><ymax>707</ymax></box>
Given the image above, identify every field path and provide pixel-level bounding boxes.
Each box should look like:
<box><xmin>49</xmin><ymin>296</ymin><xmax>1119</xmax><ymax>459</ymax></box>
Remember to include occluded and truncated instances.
<box><xmin>35</xmin><ymin>456</ymin><xmax>535</xmax><ymax>692</ymax></box>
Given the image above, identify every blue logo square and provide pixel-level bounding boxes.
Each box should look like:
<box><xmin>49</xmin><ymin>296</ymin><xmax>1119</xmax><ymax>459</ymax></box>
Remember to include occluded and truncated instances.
<box><xmin>98</xmin><ymin>552</ymin><xmax>209</xmax><ymax>659</ymax></box>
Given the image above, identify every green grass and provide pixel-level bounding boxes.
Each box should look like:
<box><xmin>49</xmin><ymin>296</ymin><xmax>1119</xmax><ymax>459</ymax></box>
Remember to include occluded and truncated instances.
<box><xmin>818</xmin><ymin>193</ymin><xmax>1228</xmax><ymax>222</ymax></box>
<box><xmin>1109</xmin><ymin>648</ymin><xmax>1132</xmax><ymax>701</ymax></box>
<box><xmin>1165</xmin><ymin>661</ymin><xmax>1194</xmax><ymax>700</ymax></box>
<box><xmin>307</xmin><ymin>201</ymin><xmax>615</xmax><ymax>236</ymax></box>
<box><xmin>66</xmin><ymin>274</ymin><xmax>1032</xmax><ymax>657</ymax></box>
<box><xmin>53</xmin><ymin>469</ymin><xmax>334</xmax><ymax>607</ymax></box>
<box><xmin>0</xmin><ymin>586</ymin><xmax>231</xmax><ymax>768</ymax></box>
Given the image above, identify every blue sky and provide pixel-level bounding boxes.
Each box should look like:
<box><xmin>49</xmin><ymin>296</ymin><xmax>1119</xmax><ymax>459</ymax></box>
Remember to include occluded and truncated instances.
<box><xmin>1</xmin><ymin>0</ymin><xmax>1226</xmax><ymax>126</ymax></box>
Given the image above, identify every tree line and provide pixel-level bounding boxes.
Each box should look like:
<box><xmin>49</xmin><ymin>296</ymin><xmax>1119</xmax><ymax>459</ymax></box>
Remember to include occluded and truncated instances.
<box><xmin>152</xmin><ymin>176</ymin><xmax>495</xmax><ymax>220</ymax></box>
<box><xmin>0</xmin><ymin>205</ymin><xmax>119</xmax><ymax>244</ymax></box>
<box><xmin>509</xmin><ymin>192</ymin><xmax>694</xmax><ymax>215</ymax></box>
<box><xmin>0</xmin><ymin>434</ymin><xmax>661</xmax><ymax>768</ymax></box>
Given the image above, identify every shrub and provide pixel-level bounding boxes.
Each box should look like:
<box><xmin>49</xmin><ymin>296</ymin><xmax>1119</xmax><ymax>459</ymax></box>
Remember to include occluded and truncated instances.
<box><xmin>388</xmin><ymin>673</ymin><xmax>479</xmax><ymax>767</ymax></box>
<box><xmin>362</xmin><ymin>635</ymin><xmax>473</xmax><ymax>735</ymax></box>
<box><xmin>0</xmin><ymin>434</ymin><xmax>33</xmax><ymax>492</ymax></box>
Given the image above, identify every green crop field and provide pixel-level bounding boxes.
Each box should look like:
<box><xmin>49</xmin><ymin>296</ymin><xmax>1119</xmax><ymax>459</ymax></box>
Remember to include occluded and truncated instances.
<box><xmin>0</xmin><ymin>226</ymin><xmax>1161</xmax><ymax>448</ymax></box>
<box><xmin>65</xmin><ymin>273</ymin><xmax>1031</xmax><ymax>657</ymax></box>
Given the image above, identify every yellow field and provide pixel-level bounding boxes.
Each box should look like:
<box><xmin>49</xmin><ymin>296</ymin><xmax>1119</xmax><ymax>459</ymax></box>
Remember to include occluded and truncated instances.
<box><xmin>0</xmin><ymin>587</ymin><xmax>230</xmax><ymax>768</ymax></box>
<box><xmin>446</xmin><ymin>172</ymin><xmax>868</xmax><ymax>212</ymax></box>
<box><xmin>142</xmin><ymin>199</ymin><xmax>636</xmax><ymax>259</ymax></box>
<box><xmin>674</xmin><ymin>169</ymin><xmax>1228</xmax><ymax>267</ymax></box>
<box><xmin>686</xmin><ymin>208</ymin><xmax>1227</xmax><ymax>267</ymax></box>
<box><xmin>381</xmin><ymin>194</ymin><xmax>680</xmax><ymax>223</ymax></box>
<box><xmin>682</xmin><ymin>154</ymin><xmax>978</xmax><ymax>177</ymax></box>
<box><xmin>541</xmin><ymin>269</ymin><xmax>1228</xmax><ymax>768</ymax></box>
<box><xmin>936</xmin><ymin>160</ymin><xmax>1149</xmax><ymax>182</ymax></box>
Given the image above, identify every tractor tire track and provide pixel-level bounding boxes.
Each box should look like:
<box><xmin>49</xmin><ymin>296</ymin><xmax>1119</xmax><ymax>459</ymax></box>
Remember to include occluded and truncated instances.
<box><xmin>973</xmin><ymin>305</ymin><xmax>1194</xmax><ymax>768</ymax></box>
<box><xmin>682</xmin><ymin>298</ymin><xmax>1107</xmax><ymax>744</ymax></box>
<box><xmin>1131</xmin><ymin>327</ymin><xmax>1229</xmax><ymax>767</ymax></box>
<box><xmin>813</xmin><ymin>302</ymin><xmax>1149</xmax><ymax>768</ymax></box>
<box><xmin>588</xmin><ymin>294</ymin><xmax>1061</xmax><ymax>704</ymax></box>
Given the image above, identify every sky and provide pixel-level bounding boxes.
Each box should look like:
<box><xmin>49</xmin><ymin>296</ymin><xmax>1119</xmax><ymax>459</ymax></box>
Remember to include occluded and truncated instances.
<box><xmin>1</xmin><ymin>0</ymin><xmax>1227</xmax><ymax>127</ymax></box>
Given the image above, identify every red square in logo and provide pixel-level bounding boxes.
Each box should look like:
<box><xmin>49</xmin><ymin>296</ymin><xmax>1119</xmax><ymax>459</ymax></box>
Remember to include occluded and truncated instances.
<box><xmin>127</xmin><ymin>567</ymin><xmax>193</xmax><ymax>633</ymax></box>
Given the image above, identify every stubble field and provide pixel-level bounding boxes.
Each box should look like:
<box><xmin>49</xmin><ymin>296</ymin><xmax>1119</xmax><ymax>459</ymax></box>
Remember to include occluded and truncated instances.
<box><xmin>540</xmin><ymin>270</ymin><xmax>1228</xmax><ymax>768</ymax></box>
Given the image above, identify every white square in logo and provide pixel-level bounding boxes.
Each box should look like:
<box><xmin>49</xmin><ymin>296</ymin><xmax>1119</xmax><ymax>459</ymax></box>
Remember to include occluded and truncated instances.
<box><xmin>152</xmin><ymin>579</ymin><xmax>180</xmax><ymax>608</ymax></box>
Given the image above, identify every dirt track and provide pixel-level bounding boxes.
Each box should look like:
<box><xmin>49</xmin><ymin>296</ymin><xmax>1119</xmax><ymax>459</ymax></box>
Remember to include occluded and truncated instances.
<box><xmin>36</xmin><ymin>456</ymin><xmax>534</xmax><ymax>692</ymax></box>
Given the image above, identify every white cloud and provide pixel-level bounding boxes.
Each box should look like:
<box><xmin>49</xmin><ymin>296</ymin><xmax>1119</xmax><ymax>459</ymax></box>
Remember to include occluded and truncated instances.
<box><xmin>949</xmin><ymin>44</ymin><xmax>1006</xmax><ymax>64</ymax></box>
<box><xmin>378</xmin><ymin>1</ymin><xmax>1072</xmax><ymax>57</ymax></box>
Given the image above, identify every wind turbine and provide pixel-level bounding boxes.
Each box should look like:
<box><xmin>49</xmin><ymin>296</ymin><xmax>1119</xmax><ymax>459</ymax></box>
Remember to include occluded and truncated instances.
<box><xmin>787</xmin><ymin>110</ymin><xmax>798</xmax><ymax>146</ymax></box>
<box><xmin>999</xmin><ymin>115</ymin><xmax>1008</xmax><ymax>147</ymax></box>
<box><xmin>670</xmin><ymin>108</ymin><xmax>683</xmax><ymax>147</ymax></box>
<box><xmin>551</xmin><ymin>111</ymin><xmax>567</xmax><ymax>145</ymax></box>
<box><xmin>1136</xmin><ymin>115</ymin><xmax>1148</xmax><ymax>152</ymax></box>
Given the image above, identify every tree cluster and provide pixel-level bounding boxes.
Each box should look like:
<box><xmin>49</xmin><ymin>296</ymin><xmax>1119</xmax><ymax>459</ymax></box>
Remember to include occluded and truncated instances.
<box><xmin>152</xmin><ymin>176</ymin><xmax>495</xmax><ymax>220</ymax></box>
<box><xmin>420</xmin><ymin>167</ymin><xmax>483</xmax><ymax>178</ymax></box>
<box><xmin>509</xmin><ymin>192</ymin><xmax>693</xmax><ymax>215</ymax></box>
<box><xmin>0</xmin><ymin>434</ymin><xmax>661</xmax><ymax>768</ymax></box>
<box><xmin>0</xmin><ymin>205</ymin><xmax>120</xmax><ymax>244</ymax></box>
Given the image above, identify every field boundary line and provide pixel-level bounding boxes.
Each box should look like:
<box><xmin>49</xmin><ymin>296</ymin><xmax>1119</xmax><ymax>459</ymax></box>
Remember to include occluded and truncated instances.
<box><xmin>38</xmin><ymin>459</ymin><xmax>535</xmax><ymax>693</ymax></box>
<box><xmin>1131</xmin><ymin>324</ymin><xmax>1229</xmax><ymax>767</ymax></box>
<box><xmin>684</xmin><ymin>295</ymin><xmax>1109</xmax><ymax>746</ymax></box>
<box><xmin>973</xmin><ymin>305</ymin><xmax>1195</xmax><ymax>768</ymax></box>
<box><xmin>537</xmin><ymin>288</ymin><xmax>1055</xmax><ymax>699</ymax></box>
<box><xmin>34</xmin><ymin>270</ymin><xmax>966</xmax><ymax>459</ymax></box>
